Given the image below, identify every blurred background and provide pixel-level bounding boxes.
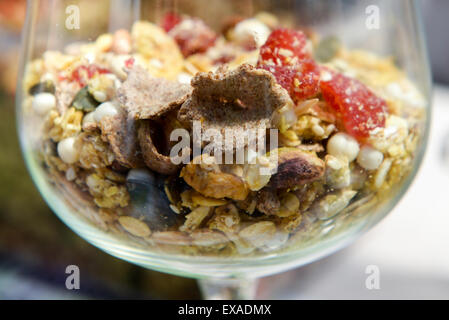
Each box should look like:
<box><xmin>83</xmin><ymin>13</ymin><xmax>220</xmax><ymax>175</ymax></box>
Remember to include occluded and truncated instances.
<box><xmin>0</xmin><ymin>0</ymin><xmax>448</xmax><ymax>299</ymax></box>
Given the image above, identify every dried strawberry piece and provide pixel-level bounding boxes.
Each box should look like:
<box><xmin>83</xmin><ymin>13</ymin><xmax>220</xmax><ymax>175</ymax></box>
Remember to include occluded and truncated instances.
<box><xmin>259</xmin><ymin>28</ymin><xmax>310</xmax><ymax>66</ymax></box>
<box><xmin>260</xmin><ymin>59</ymin><xmax>320</xmax><ymax>101</ymax></box>
<box><xmin>124</xmin><ymin>57</ymin><xmax>135</xmax><ymax>69</ymax></box>
<box><xmin>161</xmin><ymin>12</ymin><xmax>182</xmax><ymax>32</ymax></box>
<box><xmin>70</xmin><ymin>65</ymin><xmax>110</xmax><ymax>87</ymax></box>
<box><xmin>320</xmin><ymin>71</ymin><xmax>387</xmax><ymax>140</ymax></box>
<box><xmin>169</xmin><ymin>18</ymin><xmax>217</xmax><ymax>57</ymax></box>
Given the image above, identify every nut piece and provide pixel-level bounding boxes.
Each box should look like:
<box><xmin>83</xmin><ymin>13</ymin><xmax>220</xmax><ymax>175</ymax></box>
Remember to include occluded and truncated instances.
<box><xmin>119</xmin><ymin>216</ymin><xmax>151</xmax><ymax>238</ymax></box>
<box><xmin>179</xmin><ymin>206</ymin><xmax>212</xmax><ymax>233</ymax></box>
<box><xmin>256</xmin><ymin>188</ymin><xmax>280</xmax><ymax>215</ymax></box>
<box><xmin>180</xmin><ymin>154</ymin><xmax>249</xmax><ymax>201</ymax></box>
<box><xmin>138</xmin><ymin>121</ymin><xmax>180</xmax><ymax>175</ymax></box>
<box><xmin>269</xmin><ymin>148</ymin><xmax>325</xmax><ymax>189</ymax></box>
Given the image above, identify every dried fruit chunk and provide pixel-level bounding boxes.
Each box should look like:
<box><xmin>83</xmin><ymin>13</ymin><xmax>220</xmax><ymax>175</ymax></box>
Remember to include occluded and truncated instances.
<box><xmin>258</xmin><ymin>28</ymin><xmax>310</xmax><ymax>66</ymax></box>
<box><xmin>260</xmin><ymin>59</ymin><xmax>320</xmax><ymax>102</ymax></box>
<box><xmin>320</xmin><ymin>71</ymin><xmax>387</xmax><ymax>141</ymax></box>
<box><xmin>180</xmin><ymin>155</ymin><xmax>249</xmax><ymax>201</ymax></box>
<box><xmin>178</xmin><ymin>64</ymin><xmax>290</xmax><ymax>153</ymax></box>
<box><xmin>269</xmin><ymin>148</ymin><xmax>325</xmax><ymax>189</ymax></box>
<box><xmin>70</xmin><ymin>64</ymin><xmax>110</xmax><ymax>88</ymax></box>
<box><xmin>160</xmin><ymin>12</ymin><xmax>182</xmax><ymax>32</ymax></box>
<box><xmin>138</xmin><ymin>121</ymin><xmax>180</xmax><ymax>175</ymax></box>
<box><xmin>169</xmin><ymin>18</ymin><xmax>217</xmax><ymax>57</ymax></box>
<box><xmin>118</xmin><ymin>66</ymin><xmax>192</xmax><ymax>120</ymax></box>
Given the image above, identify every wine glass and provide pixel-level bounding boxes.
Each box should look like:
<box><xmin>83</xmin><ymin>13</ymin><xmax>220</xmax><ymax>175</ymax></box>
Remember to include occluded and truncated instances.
<box><xmin>16</xmin><ymin>0</ymin><xmax>431</xmax><ymax>299</ymax></box>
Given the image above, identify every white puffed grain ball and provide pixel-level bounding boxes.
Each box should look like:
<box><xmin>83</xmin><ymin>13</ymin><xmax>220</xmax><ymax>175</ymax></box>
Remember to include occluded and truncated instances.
<box><xmin>32</xmin><ymin>92</ymin><xmax>56</xmax><ymax>115</ymax></box>
<box><xmin>57</xmin><ymin>137</ymin><xmax>79</xmax><ymax>164</ymax></box>
<box><xmin>93</xmin><ymin>90</ymin><xmax>107</xmax><ymax>102</ymax></box>
<box><xmin>82</xmin><ymin>111</ymin><xmax>96</xmax><ymax>129</ymax></box>
<box><xmin>357</xmin><ymin>145</ymin><xmax>384</xmax><ymax>170</ymax></box>
<box><xmin>93</xmin><ymin>101</ymin><xmax>119</xmax><ymax>122</ymax></box>
<box><xmin>233</xmin><ymin>18</ymin><xmax>271</xmax><ymax>48</ymax></box>
<box><xmin>327</xmin><ymin>132</ymin><xmax>360</xmax><ymax>162</ymax></box>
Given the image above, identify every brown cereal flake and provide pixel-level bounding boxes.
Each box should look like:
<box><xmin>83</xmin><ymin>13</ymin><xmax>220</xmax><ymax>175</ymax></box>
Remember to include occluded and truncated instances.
<box><xmin>178</xmin><ymin>64</ymin><xmax>291</xmax><ymax>153</ymax></box>
<box><xmin>138</xmin><ymin>120</ymin><xmax>180</xmax><ymax>175</ymax></box>
<box><xmin>118</xmin><ymin>66</ymin><xmax>192</xmax><ymax>120</ymax></box>
<box><xmin>99</xmin><ymin>107</ymin><xmax>143</xmax><ymax>168</ymax></box>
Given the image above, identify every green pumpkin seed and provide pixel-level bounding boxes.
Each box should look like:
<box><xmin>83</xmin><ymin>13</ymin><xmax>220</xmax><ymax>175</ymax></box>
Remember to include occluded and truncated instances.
<box><xmin>71</xmin><ymin>86</ymin><xmax>100</xmax><ymax>112</ymax></box>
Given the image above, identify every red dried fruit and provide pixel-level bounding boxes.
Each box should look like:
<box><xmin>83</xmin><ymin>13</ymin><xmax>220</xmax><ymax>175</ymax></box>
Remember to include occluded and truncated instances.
<box><xmin>320</xmin><ymin>71</ymin><xmax>387</xmax><ymax>140</ymax></box>
<box><xmin>260</xmin><ymin>59</ymin><xmax>320</xmax><ymax>102</ymax></box>
<box><xmin>124</xmin><ymin>57</ymin><xmax>135</xmax><ymax>69</ymax></box>
<box><xmin>169</xmin><ymin>18</ymin><xmax>217</xmax><ymax>57</ymax></box>
<box><xmin>70</xmin><ymin>65</ymin><xmax>110</xmax><ymax>87</ymax></box>
<box><xmin>259</xmin><ymin>28</ymin><xmax>310</xmax><ymax>66</ymax></box>
<box><xmin>161</xmin><ymin>12</ymin><xmax>182</xmax><ymax>32</ymax></box>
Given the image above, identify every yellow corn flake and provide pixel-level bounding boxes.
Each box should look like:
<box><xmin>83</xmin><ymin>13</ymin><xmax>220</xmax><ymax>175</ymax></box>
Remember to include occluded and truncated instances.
<box><xmin>334</xmin><ymin>49</ymin><xmax>402</xmax><ymax>88</ymax></box>
<box><xmin>186</xmin><ymin>54</ymin><xmax>213</xmax><ymax>73</ymax></box>
<box><xmin>43</xmin><ymin>51</ymin><xmax>79</xmax><ymax>74</ymax></box>
<box><xmin>131</xmin><ymin>21</ymin><xmax>184</xmax><ymax>79</ymax></box>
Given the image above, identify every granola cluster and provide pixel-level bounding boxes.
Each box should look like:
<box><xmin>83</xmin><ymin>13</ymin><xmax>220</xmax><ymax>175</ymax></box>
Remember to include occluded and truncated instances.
<box><xmin>23</xmin><ymin>12</ymin><xmax>426</xmax><ymax>257</ymax></box>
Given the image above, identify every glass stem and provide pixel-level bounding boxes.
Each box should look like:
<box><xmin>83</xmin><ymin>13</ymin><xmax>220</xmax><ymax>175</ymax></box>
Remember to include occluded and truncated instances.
<box><xmin>198</xmin><ymin>278</ymin><xmax>258</xmax><ymax>300</ymax></box>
